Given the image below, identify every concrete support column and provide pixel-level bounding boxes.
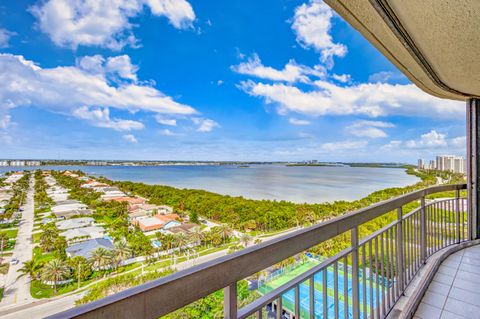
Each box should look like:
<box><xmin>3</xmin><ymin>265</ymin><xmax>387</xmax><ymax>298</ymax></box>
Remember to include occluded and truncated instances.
<box><xmin>467</xmin><ymin>98</ymin><xmax>479</xmax><ymax>239</ymax></box>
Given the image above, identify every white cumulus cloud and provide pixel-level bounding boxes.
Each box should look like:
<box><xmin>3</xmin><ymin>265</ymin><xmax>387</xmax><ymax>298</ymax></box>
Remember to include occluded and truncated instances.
<box><xmin>159</xmin><ymin>128</ymin><xmax>176</xmax><ymax>136</ymax></box>
<box><xmin>73</xmin><ymin>106</ymin><xmax>144</xmax><ymax>131</ymax></box>
<box><xmin>232</xmin><ymin>53</ymin><xmax>325</xmax><ymax>83</ymax></box>
<box><xmin>123</xmin><ymin>134</ymin><xmax>138</xmax><ymax>143</ymax></box>
<box><xmin>155</xmin><ymin>115</ymin><xmax>177</xmax><ymax>126</ymax></box>
<box><xmin>346</xmin><ymin>120</ymin><xmax>394</xmax><ymax>138</ymax></box>
<box><xmin>239</xmin><ymin>80</ymin><xmax>464</xmax><ymax>119</ymax></box>
<box><xmin>192</xmin><ymin>118</ymin><xmax>220</xmax><ymax>132</ymax></box>
<box><xmin>77</xmin><ymin>55</ymin><xmax>139</xmax><ymax>82</ymax></box>
<box><xmin>383</xmin><ymin>130</ymin><xmax>466</xmax><ymax>150</ymax></box>
<box><xmin>0</xmin><ymin>53</ymin><xmax>197</xmax><ymax>134</ymax></box>
<box><xmin>30</xmin><ymin>0</ymin><xmax>195</xmax><ymax>50</ymax></box>
<box><xmin>289</xmin><ymin>118</ymin><xmax>311</xmax><ymax>126</ymax></box>
<box><xmin>292</xmin><ymin>0</ymin><xmax>347</xmax><ymax>67</ymax></box>
<box><xmin>331</xmin><ymin>73</ymin><xmax>350</xmax><ymax>83</ymax></box>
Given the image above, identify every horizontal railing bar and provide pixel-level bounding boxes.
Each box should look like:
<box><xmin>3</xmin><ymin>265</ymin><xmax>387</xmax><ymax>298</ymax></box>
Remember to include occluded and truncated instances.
<box><xmin>47</xmin><ymin>183</ymin><xmax>466</xmax><ymax>319</ymax></box>
<box><xmin>237</xmin><ymin>247</ymin><xmax>353</xmax><ymax>319</ymax></box>
<box><xmin>359</xmin><ymin>220</ymin><xmax>397</xmax><ymax>246</ymax></box>
<box><xmin>402</xmin><ymin>205</ymin><xmax>422</xmax><ymax>220</ymax></box>
<box><xmin>361</xmin><ymin>197</ymin><xmax>464</xmax><ymax>246</ymax></box>
<box><xmin>400</xmin><ymin>197</ymin><xmax>466</xmax><ymax>221</ymax></box>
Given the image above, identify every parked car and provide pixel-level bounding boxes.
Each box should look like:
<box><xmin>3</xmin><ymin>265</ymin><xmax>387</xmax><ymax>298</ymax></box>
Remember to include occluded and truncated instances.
<box><xmin>10</xmin><ymin>258</ymin><xmax>19</xmax><ymax>265</ymax></box>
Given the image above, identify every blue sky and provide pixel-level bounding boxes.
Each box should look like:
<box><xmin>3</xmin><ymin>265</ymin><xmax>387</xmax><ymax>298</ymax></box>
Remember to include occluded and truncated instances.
<box><xmin>0</xmin><ymin>0</ymin><xmax>467</xmax><ymax>162</ymax></box>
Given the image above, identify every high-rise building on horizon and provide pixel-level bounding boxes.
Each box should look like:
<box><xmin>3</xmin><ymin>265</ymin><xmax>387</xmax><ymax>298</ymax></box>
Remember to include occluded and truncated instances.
<box><xmin>421</xmin><ymin>155</ymin><xmax>466</xmax><ymax>174</ymax></box>
<box><xmin>418</xmin><ymin>159</ymin><xmax>425</xmax><ymax>169</ymax></box>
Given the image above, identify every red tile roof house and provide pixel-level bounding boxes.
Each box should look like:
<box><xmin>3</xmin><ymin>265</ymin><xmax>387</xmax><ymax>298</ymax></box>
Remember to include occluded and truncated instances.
<box><xmin>105</xmin><ymin>197</ymin><xmax>146</xmax><ymax>205</ymax></box>
<box><xmin>137</xmin><ymin>217</ymin><xmax>166</xmax><ymax>232</ymax></box>
<box><xmin>154</xmin><ymin>214</ymin><xmax>181</xmax><ymax>224</ymax></box>
<box><xmin>135</xmin><ymin>213</ymin><xmax>181</xmax><ymax>232</ymax></box>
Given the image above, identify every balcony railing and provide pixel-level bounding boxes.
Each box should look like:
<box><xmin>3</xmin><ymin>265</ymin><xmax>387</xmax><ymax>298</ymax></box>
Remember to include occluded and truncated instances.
<box><xmin>48</xmin><ymin>183</ymin><xmax>468</xmax><ymax>319</ymax></box>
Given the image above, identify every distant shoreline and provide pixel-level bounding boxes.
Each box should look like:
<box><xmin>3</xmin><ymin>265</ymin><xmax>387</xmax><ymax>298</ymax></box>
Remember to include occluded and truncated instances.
<box><xmin>0</xmin><ymin>161</ymin><xmax>412</xmax><ymax>169</ymax></box>
<box><xmin>285</xmin><ymin>163</ymin><xmax>335</xmax><ymax>167</ymax></box>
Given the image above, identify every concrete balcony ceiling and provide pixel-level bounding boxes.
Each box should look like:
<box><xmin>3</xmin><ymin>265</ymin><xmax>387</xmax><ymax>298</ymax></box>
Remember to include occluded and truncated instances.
<box><xmin>325</xmin><ymin>0</ymin><xmax>480</xmax><ymax>100</ymax></box>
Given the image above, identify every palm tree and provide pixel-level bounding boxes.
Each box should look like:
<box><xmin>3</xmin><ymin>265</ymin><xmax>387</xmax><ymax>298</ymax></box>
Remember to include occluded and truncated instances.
<box><xmin>41</xmin><ymin>258</ymin><xmax>70</xmax><ymax>293</ymax></box>
<box><xmin>239</xmin><ymin>234</ymin><xmax>252</xmax><ymax>248</ymax></box>
<box><xmin>113</xmin><ymin>241</ymin><xmax>131</xmax><ymax>268</ymax></box>
<box><xmin>156</xmin><ymin>233</ymin><xmax>175</xmax><ymax>252</ymax></box>
<box><xmin>189</xmin><ymin>229</ymin><xmax>204</xmax><ymax>247</ymax></box>
<box><xmin>40</xmin><ymin>228</ymin><xmax>58</xmax><ymax>252</ymax></box>
<box><xmin>174</xmin><ymin>233</ymin><xmax>189</xmax><ymax>252</ymax></box>
<box><xmin>18</xmin><ymin>259</ymin><xmax>42</xmax><ymax>279</ymax></box>
<box><xmin>144</xmin><ymin>245</ymin><xmax>156</xmax><ymax>265</ymax></box>
<box><xmin>89</xmin><ymin>248</ymin><xmax>113</xmax><ymax>271</ymax></box>
<box><xmin>215</xmin><ymin>225</ymin><xmax>233</xmax><ymax>243</ymax></box>
<box><xmin>0</xmin><ymin>233</ymin><xmax>8</xmax><ymax>262</ymax></box>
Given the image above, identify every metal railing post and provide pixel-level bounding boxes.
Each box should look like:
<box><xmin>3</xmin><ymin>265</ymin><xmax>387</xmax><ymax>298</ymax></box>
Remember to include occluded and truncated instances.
<box><xmin>396</xmin><ymin>207</ymin><xmax>405</xmax><ymax>294</ymax></box>
<box><xmin>420</xmin><ymin>196</ymin><xmax>427</xmax><ymax>263</ymax></box>
<box><xmin>224</xmin><ymin>283</ymin><xmax>237</xmax><ymax>319</ymax></box>
<box><xmin>351</xmin><ymin>226</ymin><xmax>360</xmax><ymax>319</ymax></box>
<box><xmin>456</xmin><ymin>189</ymin><xmax>461</xmax><ymax>242</ymax></box>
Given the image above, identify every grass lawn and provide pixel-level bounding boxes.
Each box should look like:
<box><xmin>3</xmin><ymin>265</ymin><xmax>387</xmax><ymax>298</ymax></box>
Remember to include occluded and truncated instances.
<box><xmin>30</xmin><ymin>261</ymin><xmax>144</xmax><ymax>299</ymax></box>
<box><xmin>31</xmin><ymin>280</ymin><xmax>78</xmax><ymax>299</ymax></box>
<box><xmin>2</xmin><ymin>240</ymin><xmax>15</xmax><ymax>251</ymax></box>
<box><xmin>33</xmin><ymin>247</ymin><xmax>55</xmax><ymax>264</ymax></box>
<box><xmin>0</xmin><ymin>229</ymin><xmax>18</xmax><ymax>239</ymax></box>
<box><xmin>31</xmin><ymin>273</ymin><xmax>103</xmax><ymax>299</ymax></box>
<box><xmin>32</xmin><ymin>232</ymin><xmax>41</xmax><ymax>243</ymax></box>
<box><xmin>0</xmin><ymin>221</ymin><xmax>18</xmax><ymax>229</ymax></box>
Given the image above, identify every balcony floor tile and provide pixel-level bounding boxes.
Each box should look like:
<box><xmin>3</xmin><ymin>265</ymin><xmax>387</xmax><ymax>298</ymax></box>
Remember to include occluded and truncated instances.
<box><xmin>415</xmin><ymin>244</ymin><xmax>480</xmax><ymax>319</ymax></box>
<box><xmin>433</xmin><ymin>273</ymin><xmax>455</xmax><ymax>285</ymax></box>
<box><xmin>422</xmin><ymin>291</ymin><xmax>448</xmax><ymax>309</ymax></box>
<box><xmin>440</xmin><ymin>310</ymin><xmax>467</xmax><ymax>319</ymax></box>
<box><xmin>444</xmin><ymin>297</ymin><xmax>480</xmax><ymax>318</ymax></box>
<box><xmin>416</xmin><ymin>302</ymin><xmax>442</xmax><ymax>319</ymax></box>
<box><xmin>437</xmin><ymin>265</ymin><xmax>457</xmax><ymax>276</ymax></box>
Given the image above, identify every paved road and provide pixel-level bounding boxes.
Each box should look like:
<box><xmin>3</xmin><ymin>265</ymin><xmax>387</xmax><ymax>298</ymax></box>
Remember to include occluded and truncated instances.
<box><xmin>0</xmin><ymin>291</ymin><xmax>80</xmax><ymax>319</ymax></box>
<box><xmin>1</xmin><ymin>176</ymin><xmax>35</xmax><ymax>307</ymax></box>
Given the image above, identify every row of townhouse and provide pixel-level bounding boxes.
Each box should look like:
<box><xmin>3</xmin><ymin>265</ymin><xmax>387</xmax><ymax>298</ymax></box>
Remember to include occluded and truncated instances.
<box><xmin>73</xmin><ymin>173</ymin><xmax>200</xmax><ymax>238</ymax></box>
<box><xmin>44</xmin><ymin>174</ymin><xmax>114</xmax><ymax>258</ymax></box>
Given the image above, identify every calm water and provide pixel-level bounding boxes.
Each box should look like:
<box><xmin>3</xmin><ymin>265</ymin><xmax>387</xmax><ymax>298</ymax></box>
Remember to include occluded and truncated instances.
<box><xmin>0</xmin><ymin>165</ymin><xmax>419</xmax><ymax>204</ymax></box>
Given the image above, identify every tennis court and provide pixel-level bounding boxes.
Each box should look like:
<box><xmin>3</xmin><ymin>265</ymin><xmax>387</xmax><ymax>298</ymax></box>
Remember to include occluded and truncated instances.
<box><xmin>257</xmin><ymin>258</ymin><xmax>386</xmax><ymax>319</ymax></box>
